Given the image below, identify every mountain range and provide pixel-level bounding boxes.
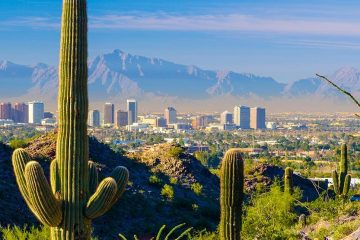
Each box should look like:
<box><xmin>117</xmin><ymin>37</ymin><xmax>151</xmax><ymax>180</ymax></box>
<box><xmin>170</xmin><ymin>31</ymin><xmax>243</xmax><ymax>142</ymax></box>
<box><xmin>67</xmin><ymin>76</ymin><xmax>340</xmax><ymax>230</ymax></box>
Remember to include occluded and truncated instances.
<box><xmin>0</xmin><ymin>50</ymin><xmax>359</xmax><ymax>112</ymax></box>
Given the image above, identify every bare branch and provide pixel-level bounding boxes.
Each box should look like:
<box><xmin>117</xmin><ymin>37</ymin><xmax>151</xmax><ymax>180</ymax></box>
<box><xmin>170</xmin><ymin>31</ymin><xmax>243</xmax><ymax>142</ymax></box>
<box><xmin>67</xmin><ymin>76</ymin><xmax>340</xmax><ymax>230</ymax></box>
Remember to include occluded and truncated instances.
<box><xmin>316</xmin><ymin>73</ymin><xmax>360</xmax><ymax>118</ymax></box>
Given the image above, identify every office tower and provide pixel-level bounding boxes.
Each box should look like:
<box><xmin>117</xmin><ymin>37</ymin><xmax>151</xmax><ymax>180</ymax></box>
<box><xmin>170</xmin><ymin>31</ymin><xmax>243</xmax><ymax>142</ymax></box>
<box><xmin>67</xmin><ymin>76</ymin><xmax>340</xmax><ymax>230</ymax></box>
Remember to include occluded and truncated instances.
<box><xmin>116</xmin><ymin>110</ymin><xmax>128</xmax><ymax>128</ymax></box>
<box><xmin>103</xmin><ymin>103</ymin><xmax>115</xmax><ymax>125</ymax></box>
<box><xmin>13</xmin><ymin>102</ymin><xmax>29</xmax><ymax>123</ymax></box>
<box><xmin>156</xmin><ymin>117</ymin><xmax>167</xmax><ymax>128</ymax></box>
<box><xmin>220</xmin><ymin>111</ymin><xmax>233</xmax><ymax>125</ymax></box>
<box><xmin>233</xmin><ymin>105</ymin><xmax>250</xmax><ymax>129</ymax></box>
<box><xmin>88</xmin><ymin>110</ymin><xmax>100</xmax><ymax>127</ymax></box>
<box><xmin>192</xmin><ymin>116</ymin><xmax>208</xmax><ymax>129</ymax></box>
<box><xmin>250</xmin><ymin>107</ymin><xmax>266</xmax><ymax>129</ymax></box>
<box><xmin>127</xmin><ymin>99</ymin><xmax>138</xmax><ymax>124</ymax></box>
<box><xmin>164</xmin><ymin>107</ymin><xmax>177</xmax><ymax>124</ymax></box>
<box><xmin>0</xmin><ymin>102</ymin><xmax>12</xmax><ymax>120</ymax></box>
<box><xmin>28</xmin><ymin>101</ymin><xmax>44</xmax><ymax>124</ymax></box>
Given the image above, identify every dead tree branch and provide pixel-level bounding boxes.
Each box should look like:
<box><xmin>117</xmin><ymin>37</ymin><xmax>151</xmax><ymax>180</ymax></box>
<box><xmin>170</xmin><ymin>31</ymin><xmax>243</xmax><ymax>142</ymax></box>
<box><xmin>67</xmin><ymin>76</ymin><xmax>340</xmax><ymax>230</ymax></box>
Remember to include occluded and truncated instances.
<box><xmin>316</xmin><ymin>73</ymin><xmax>360</xmax><ymax>118</ymax></box>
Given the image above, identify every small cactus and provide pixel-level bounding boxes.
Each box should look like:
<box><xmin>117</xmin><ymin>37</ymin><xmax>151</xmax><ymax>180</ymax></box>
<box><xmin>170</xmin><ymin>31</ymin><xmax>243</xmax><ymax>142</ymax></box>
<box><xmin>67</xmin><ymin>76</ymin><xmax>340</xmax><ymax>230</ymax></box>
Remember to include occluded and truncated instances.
<box><xmin>220</xmin><ymin>149</ymin><xmax>244</xmax><ymax>240</ymax></box>
<box><xmin>284</xmin><ymin>167</ymin><xmax>294</xmax><ymax>194</ymax></box>
<box><xmin>332</xmin><ymin>144</ymin><xmax>351</xmax><ymax>197</ymax></box>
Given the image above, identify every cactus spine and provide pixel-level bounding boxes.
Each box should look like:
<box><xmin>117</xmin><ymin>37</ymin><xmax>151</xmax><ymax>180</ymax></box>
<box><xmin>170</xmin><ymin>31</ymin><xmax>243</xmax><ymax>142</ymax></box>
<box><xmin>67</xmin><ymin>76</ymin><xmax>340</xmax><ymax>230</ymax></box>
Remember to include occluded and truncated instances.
<box><xmin>284</xmin><ymin>167</ymin><xmax>294</xmax><ymax>194</ymax></box>
<box><xmin>220</xmin><ymin>149</ymin><xmax>244</xmax><ymax>240</ymax></box>
<box><xmin>12</xmin><ymin>1</ymin><xmax>129</xmax><ymax>239</ymax></box>
<box><xmin>332</xmin><ymin>144</ymin><xmax>351</xmax><ymax>196</ymax></box>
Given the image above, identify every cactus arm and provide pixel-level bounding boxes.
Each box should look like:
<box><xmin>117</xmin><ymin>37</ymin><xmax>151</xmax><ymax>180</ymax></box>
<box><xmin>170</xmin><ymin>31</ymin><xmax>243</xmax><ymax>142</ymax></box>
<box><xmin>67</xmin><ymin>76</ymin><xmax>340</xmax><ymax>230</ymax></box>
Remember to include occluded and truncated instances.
<box><xmin>88</xmin><ymin>161</ymin><xmax>98</xmax><ymax>194</ymax></box>
<box><xmin>25</xmin><ymin>161</ymin><xmax>62</xmax><ymax>227</ymax></box>
<box><xmin>343</xmin><ymin>174</ymin><xmax>351</xmax><ymax>196</ymax></box>
<box><xmin>85</xmin><ymin>178</ymin><xmax>117</xmax><ymax>219</ymax></box>
<box><xmin>220</xmin><ymin>149</ymin><xmax>244</xmax><ymax>240</ymax></box>
<box><xmin>12</xmin><ymin>148</ymin><xmax>34</xmax><ymax>209</ymax></box>
<box><xmin>108</xmin><ymin>166</ymin><xmax>129</xmax><ymax>207</ymax></box>
<box><xmin>50</xmin><ymin>160</ymin><xmax>61</xmax><ymax>197</ymax></box>
<box><xmin>332</xmin><ymin>170</ymin><xmax>339</xmax><ymax>195</ymax></box>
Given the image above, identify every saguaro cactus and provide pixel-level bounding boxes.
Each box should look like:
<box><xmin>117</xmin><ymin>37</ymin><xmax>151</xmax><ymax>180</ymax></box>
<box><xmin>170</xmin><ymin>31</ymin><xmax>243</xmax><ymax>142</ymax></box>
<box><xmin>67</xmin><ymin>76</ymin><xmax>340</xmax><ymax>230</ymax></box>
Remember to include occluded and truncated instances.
<box><xmin>284</xmin><ymin>167</ymin><xmax>294</xmax><ymax>194</ymax></box>
<box><xmin>220</xmin><ymin>149</ymin><xmax>244</xmax><ymax>240</ymax></box>
<box><xmin>332</xmin><ymin>144</ymin><xmax>351</xmax><ymax>196</ymax></box>
<box><xmin>12</xmin><ymin>1</ymin><xmax>129</xmax><ymax>239</ymax></box>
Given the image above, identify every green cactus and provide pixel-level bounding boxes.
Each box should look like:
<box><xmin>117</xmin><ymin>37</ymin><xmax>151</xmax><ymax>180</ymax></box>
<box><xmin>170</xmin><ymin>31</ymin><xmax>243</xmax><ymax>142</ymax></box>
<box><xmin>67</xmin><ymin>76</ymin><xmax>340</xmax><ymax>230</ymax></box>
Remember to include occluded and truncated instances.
<box><xmin>284</xmin><ymin>167</ymin><xmax>294</xmax><ymax>194</ymax></box>
<box><xmin>220</xmin><ymin>149</ymin><xmax>244</xmax><ymax>240</ymax></box>
<box><xmin>12</xmin><ymin>1</ymin><xmax>129</xmax><ymax>239</ymax></box>
<box><xmin>332</xmin><ymin>144</ymin><xmax>351</xmax><ymax>197</ymax></box>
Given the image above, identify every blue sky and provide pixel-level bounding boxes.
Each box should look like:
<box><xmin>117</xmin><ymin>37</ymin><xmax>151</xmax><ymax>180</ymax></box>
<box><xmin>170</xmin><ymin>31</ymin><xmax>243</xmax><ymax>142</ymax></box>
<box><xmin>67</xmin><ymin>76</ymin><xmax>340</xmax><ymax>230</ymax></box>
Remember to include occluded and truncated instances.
<box><xmin>1</xmin><ymin>0</ymin><xmax>360</xmax><ymax>83</ymax></box>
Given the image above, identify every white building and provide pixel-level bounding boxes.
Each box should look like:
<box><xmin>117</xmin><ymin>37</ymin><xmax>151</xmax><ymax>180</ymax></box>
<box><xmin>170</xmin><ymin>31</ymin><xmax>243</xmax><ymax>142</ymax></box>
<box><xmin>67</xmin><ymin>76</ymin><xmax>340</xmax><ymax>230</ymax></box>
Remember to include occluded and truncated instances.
<box><xmin>28</xmin><ymin>101</ymin><xmax>44</xmax><ymax>124</ymax></box>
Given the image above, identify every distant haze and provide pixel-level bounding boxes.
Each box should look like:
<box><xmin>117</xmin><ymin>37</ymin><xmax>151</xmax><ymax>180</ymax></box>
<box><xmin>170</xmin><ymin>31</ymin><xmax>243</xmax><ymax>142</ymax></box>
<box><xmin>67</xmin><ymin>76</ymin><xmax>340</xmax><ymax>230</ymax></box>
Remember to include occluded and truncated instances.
<box><xmin>0</xmin><ymin>50</ymin><xmax>359</xmax><ymax>114</ymax></box>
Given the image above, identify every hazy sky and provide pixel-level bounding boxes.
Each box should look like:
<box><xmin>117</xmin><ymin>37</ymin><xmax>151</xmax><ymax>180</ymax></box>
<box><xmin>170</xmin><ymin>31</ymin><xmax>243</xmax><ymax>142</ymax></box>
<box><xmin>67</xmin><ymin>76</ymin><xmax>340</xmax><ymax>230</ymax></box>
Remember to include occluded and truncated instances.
<box><xmin>1</xmin><ymin>0</ymin><xmax>360</xmax><ymax>83</ymax></box>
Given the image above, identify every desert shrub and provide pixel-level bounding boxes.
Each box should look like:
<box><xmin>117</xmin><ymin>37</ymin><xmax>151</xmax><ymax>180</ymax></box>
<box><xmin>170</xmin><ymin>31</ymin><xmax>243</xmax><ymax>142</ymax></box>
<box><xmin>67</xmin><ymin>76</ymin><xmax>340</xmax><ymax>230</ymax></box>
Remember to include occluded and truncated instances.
<box><xmin>8</xmin><ymin>138</ymin><xmax>28</xmax><ymax>149</ymax></box>
<box><xmin>191</xmin><ymin>183</ymin><xmax>203</xmax><ymax>196</ymax></box>
<box><xmin>168</xmin><ymin>146</ymin><xmax>184</xmax><ymax>158</ymax></box>
<box><xmin>161</xmin><ymin>184</ymin><xmax>174</xmax><ymax>200</ymax></box>
<box><xmin>0</xmin><ymin>225</ymin><xmax>49</xmax><ymax>240</ymax></box>
<box><xmin>170</xmin><ymin>177</ymin><xmax>178</xmax><ymax>185</ymax></box>
<box><xmin>242</xmin><ymin>183</ymin><xmax>300</xmax><ymax>239</ymax></box>
<box><xmin>149</xmin><ymin>175</ymin><xmax>163</xmax><ymax>186</ymax></box>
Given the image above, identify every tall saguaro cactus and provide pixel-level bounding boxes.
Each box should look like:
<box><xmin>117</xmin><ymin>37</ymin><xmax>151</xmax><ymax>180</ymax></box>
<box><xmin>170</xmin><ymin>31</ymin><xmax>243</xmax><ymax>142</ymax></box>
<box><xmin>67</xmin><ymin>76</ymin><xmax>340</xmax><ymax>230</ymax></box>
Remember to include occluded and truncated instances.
<box><xmin>12</xmin><ymin>1</ymin><xmax>129</xmax><ymax>239</ymax></box>
<box><xmin>220</xmin><ymin>149</ymin><xmax>244</xmax><ymax>240</ymax></box>
<box><xmin>284</xmin><ymin>167</ymin><xmax>294</xmax><ymax>194</ymax></box>
<box><xmin>332</xmin><ymin>144</ymin><xmax>351</xmax><ymax>197</ymax></box>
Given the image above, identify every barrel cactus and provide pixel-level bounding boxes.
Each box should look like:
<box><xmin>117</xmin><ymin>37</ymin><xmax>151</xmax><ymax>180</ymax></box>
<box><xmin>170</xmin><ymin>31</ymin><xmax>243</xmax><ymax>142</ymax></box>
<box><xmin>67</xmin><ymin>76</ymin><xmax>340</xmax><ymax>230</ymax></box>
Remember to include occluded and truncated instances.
<box><xmin>332</xmin><ymin>144</ymin><xmax>351</xmax><ymax>197</ymax></box>
<box><xmin>284</xmin><ymin>167</ymin><xmax>294</xmax><ymax>194</ymax></box>
<box><xmin>220</xmin><ymin>149</ymin><xmax>244</xmax><ymax>240</ymax></box>
<box><xmin>12</xmin><ymin>1</ymin><xmax>129</xmax><ymax>239</ymax></box>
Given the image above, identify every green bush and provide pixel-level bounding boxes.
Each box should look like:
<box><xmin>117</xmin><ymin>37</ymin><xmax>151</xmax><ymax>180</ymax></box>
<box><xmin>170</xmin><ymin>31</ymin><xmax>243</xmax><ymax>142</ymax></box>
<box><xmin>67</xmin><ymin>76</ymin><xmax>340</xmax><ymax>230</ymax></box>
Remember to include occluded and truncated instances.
<box><xmin>8</xmin><ymin>138</ymin><xmax>28</xmax><ymax>150</ymax></box>
<box><xmin>168</xmin><ymin>147</ymin><xmax>184</xmax><ymax>158</ymax></box>
<box><xmin>149</xmin><ymin>175</ymin><xmax>163</xmax><ymax>186</ymax></box>
<box><xmin>161</xmin><ymin>184</ymin><xmax>175</xmax><ymax>201</ymax></box>
<box><xmin>0</xmin><ymin>225</ymin><xmax>49</xmax><ymax>240</ymax></box>
<box><xmin>242</xmin><ymin>184</ymin><xmax>300</xmax><ymax>239</ymax></box>
<box><xmin>191</xmin><ymin>183</ymin><xmax>203</xmax><ymax>196</ymax></box>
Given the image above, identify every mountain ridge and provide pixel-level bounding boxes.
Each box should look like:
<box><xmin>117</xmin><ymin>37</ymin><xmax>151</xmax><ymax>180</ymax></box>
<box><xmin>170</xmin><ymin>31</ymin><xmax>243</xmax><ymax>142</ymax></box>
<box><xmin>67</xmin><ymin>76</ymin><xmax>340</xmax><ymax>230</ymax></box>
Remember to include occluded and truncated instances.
<box><xmin>0</xmin><ymin>50</ymin><xmax>359</xmax><ymax>112</ymax></box>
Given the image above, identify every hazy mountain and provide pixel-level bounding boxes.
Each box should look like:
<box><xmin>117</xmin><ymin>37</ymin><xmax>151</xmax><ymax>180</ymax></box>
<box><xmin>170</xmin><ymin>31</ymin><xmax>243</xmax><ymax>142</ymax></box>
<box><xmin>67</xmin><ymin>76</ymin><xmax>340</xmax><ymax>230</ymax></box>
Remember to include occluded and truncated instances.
<box><xmin>285</xmin><ymin>66</ymin><xmax>360</xmax><ymax>98</ymax></box>
<box><xmin>0</xmin><ymin>51</ymin><xmax>359</xmax><ymax>111</ymax></box>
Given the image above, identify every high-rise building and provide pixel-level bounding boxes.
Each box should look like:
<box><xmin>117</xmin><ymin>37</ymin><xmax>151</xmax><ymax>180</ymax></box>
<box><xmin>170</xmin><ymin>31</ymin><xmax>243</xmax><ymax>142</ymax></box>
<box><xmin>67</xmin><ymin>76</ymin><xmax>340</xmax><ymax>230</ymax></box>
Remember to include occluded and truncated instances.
<box><xmin>103</xmin><ymin>103</ymin><xmax>114</xmax><ymax>125</ymax></box>
<box><xmin>0</xmin><ymin>102</ymin><xmax>12</xmax><ymax>120</ymax></box>
<box><xmin>88</xmin><ymin>110</ymin><xmax>100</xmax><ymax>127</ymax></box>
<box><xmin>116</xmin><ymin>110</ymin><xmax>128</xmax><ymax>128</ymax></box>
<box><xmin>164</xmin><ymin>107</ymin><xmax>177</xmax><ymax>124</ymax></box>
<box><xmin>28</xmin><ymin>101</ymin><xmax>44</xmax><ymax>124</ymax></box>
<box><xmin>13</xmin><ymin>102</ymin><xmax>28</xmax><ymax>123</ymax></box>
<box><xmin>220</xmin><ymin>111</ymin><xmax>233</xmax><ymax>125</ymax></box>
<box><xmin>250</xmin><ymin>107</ymin><xmax>266</xmax><ymax>129</ymax></box>
<box><xmin>127</xmin><ymin>99</ymin><xmax>138</xmax><ymax>124</ymax></box>
<box><xmin>192</xmin><ymin>116</ymin><xmax>208</xmax><ymax>129</ymax></box>
<box><xmin>156</xmin><ymin>117</ymin><xmax>167</xmax><ymax>128</ymax></box>
<box><xmin>233</xmin><ymin>105</ymin><xmax>250</xmax><ymax>129</ymax></box>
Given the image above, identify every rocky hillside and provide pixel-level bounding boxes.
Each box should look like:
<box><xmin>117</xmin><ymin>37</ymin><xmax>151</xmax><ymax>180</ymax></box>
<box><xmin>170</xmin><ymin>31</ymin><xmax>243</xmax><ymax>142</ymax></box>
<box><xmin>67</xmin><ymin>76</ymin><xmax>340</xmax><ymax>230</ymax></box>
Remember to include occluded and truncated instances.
<box><xmin>0</xmin><ymin>133</ymin><xmax>219</xmax><ymax>239</ymax></box>
<box><xmin>245</xmin><ymin>163</ymin><xmax>327</xmax><ymax>201</ymax></box>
